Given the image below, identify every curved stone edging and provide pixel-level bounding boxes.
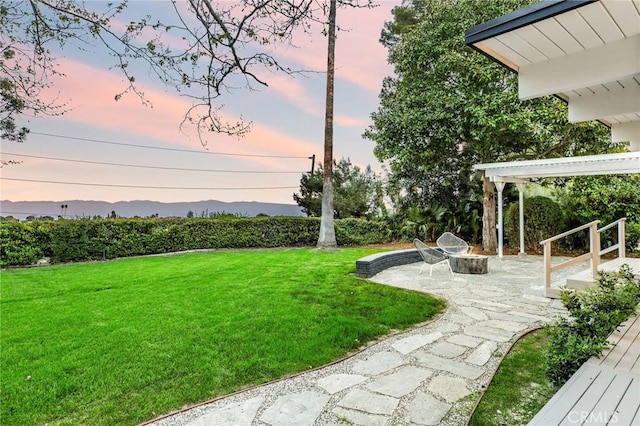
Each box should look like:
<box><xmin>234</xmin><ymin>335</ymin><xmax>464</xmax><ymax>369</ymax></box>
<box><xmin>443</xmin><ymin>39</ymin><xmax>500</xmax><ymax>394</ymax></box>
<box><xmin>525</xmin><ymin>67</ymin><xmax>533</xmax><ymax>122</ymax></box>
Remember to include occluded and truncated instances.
<box><xmin>355</xmin><ymin>248</ymin><xmax>422</xmax><ymax>278</ymax></box>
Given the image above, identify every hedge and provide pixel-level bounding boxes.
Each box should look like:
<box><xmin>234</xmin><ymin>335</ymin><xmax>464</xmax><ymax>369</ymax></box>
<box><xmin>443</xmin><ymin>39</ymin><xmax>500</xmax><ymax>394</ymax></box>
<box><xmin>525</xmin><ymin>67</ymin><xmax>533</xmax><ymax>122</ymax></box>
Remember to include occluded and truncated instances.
<box><xmin>505</xmin><ymin>196</ymin><xmax>564</xmax><ymax>253</ymax></box>
<box><xmin>0</xmin><ymin>217</ymin><xmax>392</xmax><ymax>267</ymax></box>
<box><xmin>557</xmin><ymin>175</ymin><xmax>640</xmax><ymax>252</ymax></box>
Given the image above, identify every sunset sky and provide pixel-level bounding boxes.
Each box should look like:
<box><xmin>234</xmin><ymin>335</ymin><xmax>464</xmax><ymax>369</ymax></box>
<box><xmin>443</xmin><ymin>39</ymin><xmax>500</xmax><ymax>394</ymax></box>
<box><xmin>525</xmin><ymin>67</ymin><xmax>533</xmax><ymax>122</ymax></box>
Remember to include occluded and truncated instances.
<box><xmin>0</xmin><ymin>0</ymin><xmax>401</xmax><ymax>211</ymax></box>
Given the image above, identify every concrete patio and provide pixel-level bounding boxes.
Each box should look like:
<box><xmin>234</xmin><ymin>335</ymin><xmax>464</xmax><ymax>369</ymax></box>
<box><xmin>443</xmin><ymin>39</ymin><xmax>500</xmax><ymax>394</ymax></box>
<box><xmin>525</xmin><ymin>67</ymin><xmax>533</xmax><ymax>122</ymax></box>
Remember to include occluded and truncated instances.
<box><xmin>145</xmin><ymin>255</ymin><xmax>598</xmax><ymax>426</ymax></box>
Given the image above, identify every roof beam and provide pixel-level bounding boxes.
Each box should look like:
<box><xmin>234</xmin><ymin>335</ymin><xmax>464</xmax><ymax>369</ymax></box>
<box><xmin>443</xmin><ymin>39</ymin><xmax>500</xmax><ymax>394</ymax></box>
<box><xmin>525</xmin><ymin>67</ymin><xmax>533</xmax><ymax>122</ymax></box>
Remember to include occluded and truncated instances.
<box><xmin>488</xmin><ymin>176</ymin><xmax>530</xmax><ymax>184</ymax></box>
<box><xmin>568</xmin><ymin>84</ymin><xmax>640</xmax><ymax>122</ymax></box>
<box><xmin>464</xmin><ymin>0</ymin><xmax>595</xmax><ymax>45</ymax></box>
<box><xmin>484</xmin><ymin>162</ymin><xmax>640</xmax><ymax>179</ymax></box>
<box><xmin>612</xmin><ymin>122</ymin><xmax>640</xmax><ymax>151</ymax></box>
<box><xmin>518</xmin><ymin>35</ymin><xmax>640</xmax><ymax>100</ymax></box>
<box><xmin>474</xmin><ymin>153</ymin><xmax>640</xmax><ymax>180</ymax></box>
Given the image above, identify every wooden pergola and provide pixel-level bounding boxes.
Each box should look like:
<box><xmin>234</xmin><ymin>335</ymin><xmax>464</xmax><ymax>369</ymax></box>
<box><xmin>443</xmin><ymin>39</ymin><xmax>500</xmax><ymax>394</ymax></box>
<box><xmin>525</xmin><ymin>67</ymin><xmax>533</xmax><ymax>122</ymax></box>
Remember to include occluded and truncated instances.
<box><xmin>474</xmin><ymin>152</ymin><xmax>640</xmax><ymax>257</ymax></box>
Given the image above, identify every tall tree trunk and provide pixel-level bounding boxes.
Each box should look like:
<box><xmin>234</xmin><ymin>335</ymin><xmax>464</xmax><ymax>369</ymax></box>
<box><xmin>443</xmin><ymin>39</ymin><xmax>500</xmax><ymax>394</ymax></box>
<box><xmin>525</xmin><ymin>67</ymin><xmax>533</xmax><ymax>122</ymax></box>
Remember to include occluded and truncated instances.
<box><xmin>482</xmin><ymin>173</ymin><xmax>497</xmax><ymax>252</ymax></box>
<box><xmin>317</xmin><ymin>0</ymin><xmax>337</xmax><ymax>249</ymax></box>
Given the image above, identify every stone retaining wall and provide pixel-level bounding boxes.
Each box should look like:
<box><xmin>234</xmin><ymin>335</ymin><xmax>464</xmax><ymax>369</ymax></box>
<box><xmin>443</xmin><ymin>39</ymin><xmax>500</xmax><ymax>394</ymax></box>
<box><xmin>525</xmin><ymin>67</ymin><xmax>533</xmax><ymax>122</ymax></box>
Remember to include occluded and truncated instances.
<box><xmin>355</xmin><ymin>249</ymin><xmax>422</xmax><ymax>278</ymax></box>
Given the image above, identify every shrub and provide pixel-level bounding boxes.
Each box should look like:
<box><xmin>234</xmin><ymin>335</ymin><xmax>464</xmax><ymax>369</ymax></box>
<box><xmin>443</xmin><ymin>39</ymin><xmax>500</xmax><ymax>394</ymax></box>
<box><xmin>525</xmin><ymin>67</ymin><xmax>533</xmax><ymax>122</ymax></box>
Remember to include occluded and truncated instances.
<box><xmin>559</xmin><ymin>175</ymin><xmax>640</xmax><ymax>225</ymax></box>
<box><xmin>0</xmin><ymin>217</ymin><xmax>392</xmax><ymax>266</ymax></box>
<box><xmin>544</xmin><ymin>320</ymin><xmax>609</xmax><ymax>388</ymax></box>
<box><xmin>0</xmin><ymin>220</ymin><xmax>56</xmax><ymax>266</ymax></box>
<box><xmin>626</xmin><ymin>222</ymin><xmax>640</xmax><ymax>254</ymax></box>
<box><xmin>544</xmin><ymin>265</ymin><xmax>640</xmax><ymax>387</ymax></box>
<box><xmin>335</xmin><ymin>218</ymin><xmax>393</xmax><ymax>245</ymax></box>
<box><xmin>557</xmin><ymin>175</ymin><xmax>640</xmax><ymax>251</ymax></box>
<box><xmin>505</xmin><ymin>196</ymin><xmax>564</xmax><ymax>253</ymax></box>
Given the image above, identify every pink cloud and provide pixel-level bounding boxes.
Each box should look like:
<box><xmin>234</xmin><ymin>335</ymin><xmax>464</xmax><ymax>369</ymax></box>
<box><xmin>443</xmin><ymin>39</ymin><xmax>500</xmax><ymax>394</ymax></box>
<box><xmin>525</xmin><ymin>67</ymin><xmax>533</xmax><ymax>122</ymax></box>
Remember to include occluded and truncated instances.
<box><xmin>2</xmin><ymin>2</ymin><xmax>397</xmax><ymax>205</ymax></box>
<box><xmin>334</xmin><ymin>2</ymin><xmax>397</xmax><ymax>93</ymax></box>
<box><xmin>264</xmin><ymin>72</ymin><xmax>322</xmax><ymax>115</ymax></box>
<box><xmin>273</xmin><ymin>1</ymin><xmax>397</xmax><ymax>94</ymax></box>
<box><xmin>44</xmin><ymin>59</ymin><xmax>195</xmax><ymax>141</ymax></box>
<box><xmin>335</xmin><ymin>114</ymin><xmax>369</xmax><ymax>128</ymax></box>
<box><xmin>43</xmin><ymin>57</ymin><xmax>318</xmax><ymax>163</ymax></box>
<box><xmin>88</xmin><ymin>3</ymin><xmax>394</xmax><ymax>136</ymax></box>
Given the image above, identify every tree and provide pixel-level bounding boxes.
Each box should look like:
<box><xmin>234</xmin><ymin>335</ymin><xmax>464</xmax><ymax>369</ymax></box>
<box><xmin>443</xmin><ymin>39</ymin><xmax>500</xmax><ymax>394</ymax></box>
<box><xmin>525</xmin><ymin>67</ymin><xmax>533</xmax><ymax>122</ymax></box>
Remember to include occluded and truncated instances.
<box><xmin>294</xmin><ymin>158</ymin><xmax>382</xmax><ymax>218</ymax></box>
<box><xmin>364</xmin><ymin>0</ymin><xmax>616</xmax><ymax>251</ymax></box>
<box><xmin>560</xmin><ymin>175</ymin><xmax>640</xmax><ymax>225</ymax></box>
<box><xmin>317</xmin><ymin>0</ymin><xmax>338</xmax><ymax>249</ymax></box>
<box><xmin>1</xmin><ymin>0</ymin><xmax>368</xmax><ymax>143</ymax></box>
<box><xmin>294</xmin><ymin>165</ymin><xmax>324</xmax><ymax>217</ymax></box>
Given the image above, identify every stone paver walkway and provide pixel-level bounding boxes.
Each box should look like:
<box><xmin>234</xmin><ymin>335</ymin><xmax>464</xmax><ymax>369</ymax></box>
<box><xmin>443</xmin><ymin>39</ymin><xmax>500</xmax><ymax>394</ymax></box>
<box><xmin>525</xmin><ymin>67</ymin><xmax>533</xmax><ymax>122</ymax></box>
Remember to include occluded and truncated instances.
<box><xmin>146</xmin><ymin>255</ymin><xmax>583</xmax><ymax>426</ymax></box>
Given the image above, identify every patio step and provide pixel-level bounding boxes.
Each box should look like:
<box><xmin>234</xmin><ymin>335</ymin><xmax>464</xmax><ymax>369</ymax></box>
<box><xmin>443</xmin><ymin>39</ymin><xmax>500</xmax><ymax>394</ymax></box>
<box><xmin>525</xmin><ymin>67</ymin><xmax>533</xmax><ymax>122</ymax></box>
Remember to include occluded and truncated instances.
<box><xmin>545</xmin><ymin>257</ymin><xmax>640</xmax><ymax>298</ymax></box>
<box><xmin>565</xmin><ymin>269</ymin><xmax>597</xmax><ymax>290</ymax></box>
<box><xmin>545</xmin><ymin>286</ymin><xmax>562</xmax><ymax>299</ymax></box>
<box><xmin>565</xmin><ymin>257</ymin><xmax>640</xmax><ymax>290</ymax></box>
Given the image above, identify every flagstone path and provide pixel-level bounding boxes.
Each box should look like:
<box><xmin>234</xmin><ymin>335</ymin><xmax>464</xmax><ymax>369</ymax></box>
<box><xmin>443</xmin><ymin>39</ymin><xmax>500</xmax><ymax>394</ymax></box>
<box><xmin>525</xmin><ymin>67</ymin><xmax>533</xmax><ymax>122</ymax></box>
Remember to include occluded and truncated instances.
<box><xmin>145</xmin><ymin>255</ymin><xmax>583</xmax><ymax>426</ymax></box>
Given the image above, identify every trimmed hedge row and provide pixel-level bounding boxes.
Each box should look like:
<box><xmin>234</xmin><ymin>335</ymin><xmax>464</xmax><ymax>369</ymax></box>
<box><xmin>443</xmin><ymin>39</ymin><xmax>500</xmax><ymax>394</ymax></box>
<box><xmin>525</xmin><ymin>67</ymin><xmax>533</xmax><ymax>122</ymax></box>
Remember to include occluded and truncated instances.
<box><xmin>0</xmin><ymin>217</ymin><xmax>392</xmax><ymax>266</ymax></box>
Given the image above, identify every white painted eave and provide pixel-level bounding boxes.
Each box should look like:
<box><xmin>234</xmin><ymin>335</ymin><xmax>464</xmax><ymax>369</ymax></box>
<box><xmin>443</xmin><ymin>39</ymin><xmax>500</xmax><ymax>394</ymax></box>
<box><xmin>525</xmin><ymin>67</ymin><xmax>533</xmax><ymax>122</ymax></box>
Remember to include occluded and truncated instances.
<box><xmin>473</xmin><ymin>152</ymin><xmax>640</xmax><ymax>181</ymax></box>
<box><xmin>466</xmin><ymin>0</ymin><xmax>640</xmax><ymax>149</ymax></box>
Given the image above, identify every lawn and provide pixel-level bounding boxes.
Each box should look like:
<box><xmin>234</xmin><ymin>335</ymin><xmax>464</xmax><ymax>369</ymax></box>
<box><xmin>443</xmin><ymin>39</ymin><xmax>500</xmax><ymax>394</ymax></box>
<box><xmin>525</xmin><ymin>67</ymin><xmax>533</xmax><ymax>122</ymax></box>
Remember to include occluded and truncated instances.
<box><xmin>469</xmin><ymin>329</ymin><xmax>556</xmax><ymax>426</ymax></box>
<box><xmin>0</xmin><ymin>248</ymin><xmax>445</xmax><ymax>425</ymax></box>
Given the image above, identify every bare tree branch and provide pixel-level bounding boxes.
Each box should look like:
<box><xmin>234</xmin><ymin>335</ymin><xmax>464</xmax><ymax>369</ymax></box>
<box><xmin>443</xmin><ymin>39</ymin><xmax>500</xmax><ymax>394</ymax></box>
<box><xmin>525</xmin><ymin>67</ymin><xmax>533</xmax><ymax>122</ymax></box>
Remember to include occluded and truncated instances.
<box><xmin>1</xmin><ymin>0</ymin><xmax>373</xmax><ymax>145</ymax></box>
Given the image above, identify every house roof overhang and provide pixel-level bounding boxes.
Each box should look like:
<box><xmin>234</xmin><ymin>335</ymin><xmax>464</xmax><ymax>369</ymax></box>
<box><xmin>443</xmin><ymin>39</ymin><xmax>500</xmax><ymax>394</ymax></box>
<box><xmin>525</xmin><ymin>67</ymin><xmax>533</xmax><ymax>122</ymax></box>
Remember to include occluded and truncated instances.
<box><xmin>473</xmin><ymin>152</ymin><xmax>640</xmax><ymax>183</ymax></box>
<box><xmin>464</xmin><ymin>0</ymin><xmax>640</xmax><ymax>149</ymax></box>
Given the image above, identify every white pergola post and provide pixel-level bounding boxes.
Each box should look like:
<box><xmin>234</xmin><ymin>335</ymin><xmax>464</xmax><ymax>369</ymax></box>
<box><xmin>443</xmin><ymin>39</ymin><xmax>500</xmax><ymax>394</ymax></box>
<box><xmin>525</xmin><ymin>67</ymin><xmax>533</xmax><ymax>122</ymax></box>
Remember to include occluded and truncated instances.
<box><xmin>495</xmin><ymin>181</ymin><xmax>506</xmax><ymax>258</ymax></box>
<box><xmin>516</xmin><ymin>182</ymin><xmax>527</xmax><ymax>256</ymax></box>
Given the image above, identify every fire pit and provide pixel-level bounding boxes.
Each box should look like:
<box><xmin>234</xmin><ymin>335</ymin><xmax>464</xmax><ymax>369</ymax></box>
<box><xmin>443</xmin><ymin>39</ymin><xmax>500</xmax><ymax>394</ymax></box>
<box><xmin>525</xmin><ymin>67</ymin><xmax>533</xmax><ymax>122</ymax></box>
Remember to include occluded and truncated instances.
<box><xmin>449</xmin><ymin>254</ymin><xmax>488</xmax><ymax>274</ymax></box>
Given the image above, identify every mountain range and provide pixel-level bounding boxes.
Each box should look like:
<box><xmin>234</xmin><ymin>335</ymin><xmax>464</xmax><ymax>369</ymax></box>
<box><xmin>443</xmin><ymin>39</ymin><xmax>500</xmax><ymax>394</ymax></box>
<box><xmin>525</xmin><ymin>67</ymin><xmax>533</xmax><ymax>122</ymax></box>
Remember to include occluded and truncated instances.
<box><xmin>1</xmin><ymin>200</ymin><xmax>305</xmax><ymax>220</ymax></box>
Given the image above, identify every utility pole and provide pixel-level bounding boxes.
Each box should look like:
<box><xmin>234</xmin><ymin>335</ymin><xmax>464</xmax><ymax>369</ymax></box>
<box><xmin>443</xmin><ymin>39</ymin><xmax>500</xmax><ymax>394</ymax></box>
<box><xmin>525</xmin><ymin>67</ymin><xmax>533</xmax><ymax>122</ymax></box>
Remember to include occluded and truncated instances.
<box><xmin>309</xmin><ymin>154</ymin><xmax>316</xmax><ymax>173</ymax></box>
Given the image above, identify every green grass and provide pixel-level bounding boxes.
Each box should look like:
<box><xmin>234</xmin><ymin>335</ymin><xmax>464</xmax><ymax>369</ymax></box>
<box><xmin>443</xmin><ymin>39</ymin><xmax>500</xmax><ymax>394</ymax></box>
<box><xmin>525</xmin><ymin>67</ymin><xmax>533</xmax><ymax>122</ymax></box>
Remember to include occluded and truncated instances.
<box><xmin>1</xmin><ymin>248</ymin><xmax>445</xmax><ymax>425</ymax></box>
<box><xmin>469</xmin><ymin>329</ymin><xmax>557</xmax><ymax>426</ymax></box>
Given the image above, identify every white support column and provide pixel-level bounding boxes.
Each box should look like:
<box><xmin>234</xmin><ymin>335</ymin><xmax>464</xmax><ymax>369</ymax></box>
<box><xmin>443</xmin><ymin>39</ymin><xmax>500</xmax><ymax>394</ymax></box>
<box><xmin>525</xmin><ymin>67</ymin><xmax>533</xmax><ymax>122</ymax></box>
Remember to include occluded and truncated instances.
<box><xmin>618</xmin><ymin>218</ymin><xmax>626</xmax><ymax>259</ymax></box>
<box><xmin>495</xmin><ymin>181</ymin><xmax>506</xmax><ymax>258</ymax></box>
<box><xmin>516</xmin><ymin>182</ymin><xmax>527</xmax><ymax>256</ymax></box>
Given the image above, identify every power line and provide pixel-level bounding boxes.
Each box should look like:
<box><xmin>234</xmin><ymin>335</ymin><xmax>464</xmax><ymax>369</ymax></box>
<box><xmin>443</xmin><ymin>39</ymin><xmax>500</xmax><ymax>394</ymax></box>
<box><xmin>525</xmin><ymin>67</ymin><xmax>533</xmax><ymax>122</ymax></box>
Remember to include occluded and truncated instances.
<box><xmin>0</xmin><ymin>177</ymin><xmax>297</xmax><ymax>191</ymax></box>
<box><xmin>30</xmin><ymin>131</ymin><xmax>311</xmax><ymax>159</ymax></box>
<box><xmin>0</xmin><ymin>152</ymin><xmax>306</xmax><ymax>174</ymax></box>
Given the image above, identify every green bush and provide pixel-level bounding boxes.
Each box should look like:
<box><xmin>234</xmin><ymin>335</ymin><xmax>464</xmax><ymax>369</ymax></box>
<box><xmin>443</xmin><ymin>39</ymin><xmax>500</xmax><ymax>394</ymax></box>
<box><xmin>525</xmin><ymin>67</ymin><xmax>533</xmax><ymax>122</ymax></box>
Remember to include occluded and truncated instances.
<box><xmin>557</xmin><ymin>175</ymin><xmax>640</xmax><ymax>252</ymax></box>
<box><xmin>544</xmin><ymin>321</ymin><xmax>609</xmax><ymax>388</ymax></box>
<box><xmin>626</xmin><ymin>222</ymin><xmax>640</xmax><ymax>254</ymax></box>
<box><xmin>0</xmin><ymin>221</ymin><xmax>48</xmax><ymax>266</ymax></box>
<box><xmin>505</xmin><ymin>196</ymin><xmax>564</xmax><ymax>253</ymax></box>
<box><xmin>544</xmin><ymin>265</ymin><xmax>640</xmax><ymax>387</ymax></box>
<box><xmin>558</xmin><ymin>175</ymin><xmax>640</xmax><ymax>225</ymax></box>
<box><xmin>0</xmin><ymin>217</ymin><xmax>392</xmax><ymax>266</ymax></box>
<box><xmin>335</xmin><ymin>218</ymin><xmax>393</xmax><ymax>245</ymax></box>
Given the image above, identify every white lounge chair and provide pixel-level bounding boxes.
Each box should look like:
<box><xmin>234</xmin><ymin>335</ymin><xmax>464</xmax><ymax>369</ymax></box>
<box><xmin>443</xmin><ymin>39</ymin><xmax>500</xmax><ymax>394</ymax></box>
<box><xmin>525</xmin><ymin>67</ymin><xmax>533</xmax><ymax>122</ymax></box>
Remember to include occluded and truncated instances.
<box><xmin>413</xmin><ymin>238</ymin><xmax>453</xmax><ymax>276</ymax></box>
<box><xmin>436</xmin><ymin>232</ymin><xmax>469</xmax><ymax>255</ymax></box>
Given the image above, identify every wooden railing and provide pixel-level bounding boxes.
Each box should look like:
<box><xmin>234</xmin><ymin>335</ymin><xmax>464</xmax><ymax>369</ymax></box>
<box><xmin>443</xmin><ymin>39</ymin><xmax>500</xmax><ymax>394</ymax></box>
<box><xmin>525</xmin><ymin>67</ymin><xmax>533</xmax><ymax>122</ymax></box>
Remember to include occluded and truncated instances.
<box><xmin>540</xmin><ymin>218</ymin><xmax>627</xmax><ymax>295</ymax></box>
<box><xmin>598</xmin><ymin>217</ymin><xmax>626</xmax><ymax>259</ymax></box>
<box><xmin>540</xmin><ymin>220</ymin><xmax>600</xmax><ymax>295</ymax></box>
